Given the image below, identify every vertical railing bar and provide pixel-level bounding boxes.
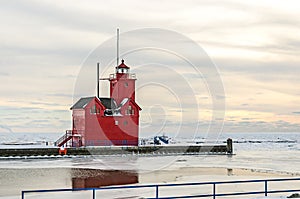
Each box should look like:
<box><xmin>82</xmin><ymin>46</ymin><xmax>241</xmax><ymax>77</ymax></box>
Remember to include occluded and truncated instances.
<box><xmin>156</xmin><ymin>185</ymin><xmax>159</xmax><ymax>199</ymax></box>
<box><xmin>264</xmin><ymin>180</ymin><xmax>268</xmax><ymax>196</ymax></box>
<box><xmin>213</xmin><ymin>183</ymin><xmax>216</xmax><ymax>199</ymax></box>
<box><xmin>21</xmin><ymin>191</ymin><xmax>25</xmax><ymax>199</ymax></box>
<box><xmin>93</xmin><ymin>189</ymin><xmax>96</xmax><ymax>199</ymax></box>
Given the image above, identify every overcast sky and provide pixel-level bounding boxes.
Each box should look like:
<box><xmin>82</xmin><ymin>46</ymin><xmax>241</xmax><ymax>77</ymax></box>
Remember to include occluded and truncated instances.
<box><xmin>0</xmin><ymin>0</ymin><xmax>299</xmax><ymax>136</ymax></box>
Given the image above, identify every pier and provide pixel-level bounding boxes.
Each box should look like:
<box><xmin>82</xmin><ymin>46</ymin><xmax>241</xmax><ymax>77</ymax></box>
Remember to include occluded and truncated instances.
<box><xmin>0</xmin><ymin>139</ymin><xmax>232</xmax><ymax>157</ymax></box>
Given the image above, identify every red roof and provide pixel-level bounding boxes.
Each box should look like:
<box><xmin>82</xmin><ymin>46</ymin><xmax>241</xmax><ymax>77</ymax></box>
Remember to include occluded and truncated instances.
<box><xmin>116</xmin><ymin>59</ymin><xmax>130</xmax><ymax>69</ymax></box>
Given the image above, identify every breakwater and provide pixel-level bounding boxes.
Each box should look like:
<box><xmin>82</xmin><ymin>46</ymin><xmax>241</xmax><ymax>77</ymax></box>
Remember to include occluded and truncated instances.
<box><xmin>0</xmin><ymin>141</ymin><xmax>232</xmax><ymax>157</ymax></box>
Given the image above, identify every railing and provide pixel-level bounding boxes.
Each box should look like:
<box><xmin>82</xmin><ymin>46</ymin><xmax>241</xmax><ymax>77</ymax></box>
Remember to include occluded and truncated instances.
<box><xmin>21</xmin><ymin>177</ymin><xmax>300</xmax><ymax>199</ymax></box>
<box><xmin>109</xmin><ymin>73</ymin><xmax>136</xmax><ymax>79</ymax></box>
<box><xmin>55</xmin><ymin>130</ymin><xmax>73</xmax><ymax>147</ymax></box>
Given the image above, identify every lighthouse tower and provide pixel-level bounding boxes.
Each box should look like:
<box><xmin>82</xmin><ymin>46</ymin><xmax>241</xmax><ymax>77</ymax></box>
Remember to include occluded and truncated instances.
<box><xmin>109</xmin><ymin>59</ymin><xmax>136</xmax><ymax>104</ymax></box>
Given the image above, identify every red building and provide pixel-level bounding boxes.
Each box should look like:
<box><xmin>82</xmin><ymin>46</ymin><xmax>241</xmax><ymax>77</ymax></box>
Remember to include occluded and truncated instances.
<box><xmin>56</xmin><ymin>60</ymin><xmax>141</xmax><ymax>147</ymax></box>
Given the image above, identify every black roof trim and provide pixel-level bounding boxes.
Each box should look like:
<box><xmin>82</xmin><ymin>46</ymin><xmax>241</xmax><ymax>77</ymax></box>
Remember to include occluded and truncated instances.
<box><xmin>70</xmin><ymin>96</ymin><xmax>117</xmax><ymax>110</ymax></box>
<box><xmin>99</xmin><ymin>98</ymin><xmax>117</xmax><ymax>109</ymax></box>
<box><xmin>70</xmin><ymin>97</ymin><xmax>94</xmax><ymax>110</ymax></box>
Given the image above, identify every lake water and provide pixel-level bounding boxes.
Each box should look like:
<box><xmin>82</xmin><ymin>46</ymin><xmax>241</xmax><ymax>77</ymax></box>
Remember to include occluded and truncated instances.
<box><xmin>0</xmin><ymin>132</ymin><xmax>299</xmax><ymax>198</ymax></box>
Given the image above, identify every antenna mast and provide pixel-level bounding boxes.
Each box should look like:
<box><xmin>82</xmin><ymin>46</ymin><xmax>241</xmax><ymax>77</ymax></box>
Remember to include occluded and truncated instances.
<box><xmin>117</xmin><ymin>28</ymin><xmax>120</xmax><ymax>66</ymax></box>
<box><xmin>97</xmin><ymin>62</ymin><xmax>100</xmax><ymax>98</ymax></box>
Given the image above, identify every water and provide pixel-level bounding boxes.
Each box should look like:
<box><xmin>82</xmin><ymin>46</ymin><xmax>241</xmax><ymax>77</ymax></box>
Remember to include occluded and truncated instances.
<box><xmin>218</xmin><ymin>132</ymin><xmax>300</xmax><ymax>151</ymax></box>
<box><xmin>0</xmin><ymin>168</ymin><xmax>138</xmax><ymax>196</ymax></box>
<box><xmin>0</xmin><ymin>132</ymin><xmax>60</xmax><ymax>148</ymax></box>
<box><xmin>0</xmin><ymin>132</ymin><xmax>299</xmax><ymax>198</ymax></box>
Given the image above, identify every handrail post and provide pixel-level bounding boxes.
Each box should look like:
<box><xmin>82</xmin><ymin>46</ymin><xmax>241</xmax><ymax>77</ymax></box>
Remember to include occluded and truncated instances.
<box><xmin>264</xmin><ymin>180</ymin><xmax>268</xmax><ymax>196</ymax></box>
<box><xmin>155</xmin><ymin>185</ymin><xmax>159</xmax><ymax>199</ymax></box>
<box><xmin>93</xmin><ymin>189</ymin><xmax>96</xmax><ymax>199</ymax></box>
<box><xmin>21</xmin><ymin>191</ymin><xmax>25</xmax><ymax>199</ymax></box>
<box><xmin>213</xmin><ymin>183</ymin><xmax>216</xmax><ymax>199</ymax></box>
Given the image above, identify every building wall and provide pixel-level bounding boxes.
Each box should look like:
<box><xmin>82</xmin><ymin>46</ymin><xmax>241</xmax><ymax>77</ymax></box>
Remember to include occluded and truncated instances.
<box><xmin>110</xmin><ymin>77</ymin><xmax>136</xmax><ymax>104</ymax></box>
<box><xmin>81</xmin><ymin>99</ymin><xmax>139</xmax><ymax>146</ymax></box>
<box><xmin>72</xmin><ymin>109</ymin><xmax>85</xmax><ymax>145</ymax></box>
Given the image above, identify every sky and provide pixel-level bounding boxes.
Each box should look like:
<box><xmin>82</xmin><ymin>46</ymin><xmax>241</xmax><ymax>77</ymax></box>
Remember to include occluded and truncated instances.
<box><xmin>0</xmin><ymin>0</ymin><xmax>300</xmax><ymax>136</ymax></box>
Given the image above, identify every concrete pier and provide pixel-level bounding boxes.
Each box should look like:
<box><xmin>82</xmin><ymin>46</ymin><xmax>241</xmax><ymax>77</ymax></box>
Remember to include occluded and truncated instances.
<box><xmin>0</xmin><ymin>141</ymin><xmax>233</xmax><ymax>157</ymax></box>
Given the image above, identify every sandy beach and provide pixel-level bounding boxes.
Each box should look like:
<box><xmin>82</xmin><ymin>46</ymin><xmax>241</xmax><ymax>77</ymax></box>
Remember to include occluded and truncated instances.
<box><xmin>0</xmin><ymin>166</ymin><xmax>297</xmax><ymax>199</ymax></box>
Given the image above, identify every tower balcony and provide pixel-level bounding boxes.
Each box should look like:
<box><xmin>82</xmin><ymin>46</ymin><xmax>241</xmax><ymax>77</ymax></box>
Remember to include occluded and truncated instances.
<box><xmin>109</xmin><ymin>73</ymin><xmax>136</xmax><ymax>80</ymax></box>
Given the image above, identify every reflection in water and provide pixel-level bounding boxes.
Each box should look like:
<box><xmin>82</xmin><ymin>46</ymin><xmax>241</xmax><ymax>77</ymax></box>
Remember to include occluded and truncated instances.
<box><xmin>72</xmin><ymin>168</ymin><xmax>138</xmax><ymax>188</ymax></box>
<box><xmin>0</xmin><ymin>168</ymin><xmax>138</xmax><ymax>196</ymax></box>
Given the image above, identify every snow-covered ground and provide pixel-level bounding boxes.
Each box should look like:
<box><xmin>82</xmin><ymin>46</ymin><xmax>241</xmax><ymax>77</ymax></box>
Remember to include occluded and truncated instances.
<box><xmin>0</xmin><ymin>132</ymin><xmax>299</xmax><ymax>198</ymax></box>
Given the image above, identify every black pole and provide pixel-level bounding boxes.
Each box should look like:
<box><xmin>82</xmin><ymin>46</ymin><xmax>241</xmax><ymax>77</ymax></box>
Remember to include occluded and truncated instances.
<box><xmin>117</xmin><ymin>28</ymin><xmax>119</xmax><ymax>66</ymax></box>
<box><xmin>97</xmin><ymin>62</ymin><xmax>99</xmax><ymax>98</ymax></box>
<box><xmin>227</xmin><ymin>138</ymin><xmax>233</xmax><ymax>154</ymax></box>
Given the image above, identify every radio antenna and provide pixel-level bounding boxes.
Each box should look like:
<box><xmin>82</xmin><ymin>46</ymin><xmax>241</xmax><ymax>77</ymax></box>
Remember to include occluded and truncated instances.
<box><xmin>97</xmin><ymin>62</ymin><xmax>99</xmax><ymax>98</ymax></box>
<box><xmin>117</xmin><ymin>28</ymin><xmax>120</xmax><ymax>66</ymax></box>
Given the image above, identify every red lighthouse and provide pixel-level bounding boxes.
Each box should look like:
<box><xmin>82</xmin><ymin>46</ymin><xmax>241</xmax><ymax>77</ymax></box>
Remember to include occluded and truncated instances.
<box><xmin>56</xmin><ymin>60</ymin><xmax>141</xmax><ymax>147</ymax></box>
<box><xmin>110</xmin><ymin>59</ymin><xmax>136</xmax><ymax>104</ymax></box>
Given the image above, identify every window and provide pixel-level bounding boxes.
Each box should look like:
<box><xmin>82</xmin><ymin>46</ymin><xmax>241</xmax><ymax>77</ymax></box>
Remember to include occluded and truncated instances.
<box><xmin>90</xmin><ymin>105</ymin><xmax>100</xmax><ymax>114</ymax></box>
<box><xmin>124</xmin><ymin>82</ymin><xmax>128</xmax><ymax>87</ymax></box>
<box><xmin>115</xmin><ymin>120</ymin><xmax>119</xmax><ymax>125</ymax></box>
<box><xmin>126</xmin><ymin>105</ymin><xmax>134</xmax><ymax>115</ymax></box>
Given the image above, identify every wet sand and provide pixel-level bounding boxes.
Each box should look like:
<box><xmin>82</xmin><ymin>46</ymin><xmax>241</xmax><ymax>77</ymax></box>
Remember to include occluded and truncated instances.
<box><xmin>0</xmin><ymin>166</ymin><xmax>297</xmax><ymax>197</ymax></box>
<box><xmin>0</xmin><ymin>151</ymin><xmax>300</xmax><ymax>198</ymax></box>
<box><xmin>0</xmin><ymin>168</ymin><xmax>138</xmax><ymax>196</ymax></box>
<box><xmin>139</xmin><ymin>167</ymin><xmax>295</xmax><ymax>184</ymax></box>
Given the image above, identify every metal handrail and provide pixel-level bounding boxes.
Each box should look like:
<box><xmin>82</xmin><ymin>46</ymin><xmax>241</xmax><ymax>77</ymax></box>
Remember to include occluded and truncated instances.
<box><xmin>21</xmin><ymin>177</ymin><xmax>300</xmax><ymax>199</ymax></box>
<box><xmin>55</xmin><ymin>130</ymin><xmax>73</xmax><ymax>147</ymax></box>
<box><xmin>109</xmin><ymin>73</ymin><xmax>136</xmax><ymax>79</ymax></box>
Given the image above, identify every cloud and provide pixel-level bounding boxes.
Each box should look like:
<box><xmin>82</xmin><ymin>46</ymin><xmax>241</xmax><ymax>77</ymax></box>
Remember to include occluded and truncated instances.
<box><xmin>29</xmin><ymin>101</ymin><xmax>61</xmax><ymax>107</ymax></box>
<box><xmin>0</xmin><ymin>124</ymin><xmax>13</xmax><ymax>133</ymax></box>
<box><xmin>222</xmin><ymin>119</ymin><xmax>300</xmax><ymax>133</ymax></box>
<box><xmin>0</xmin><ymin>72</ymin><xmax>10</xmax><ymax>76</ymax></box>
<box><xmin>201</xmin><ymin>37</ymin><xmax>300</xmax><ymax>57</ymax></box>
<box><xmin>0</xmin><ymin>0</ymin><xmax>300</xmax><ymax>133</ymax></box>
<box><xmin>0</xmin><ymin>106</ymin><xmax>43</xmax><ymax>111</ymax></box>
<box><xmin>47</xmin><ymin>93</ymin><xmax>73</xmax><ymax>98</ymax></box>
<box><xmin>47</xmin><ymin>75</ymin><xmax>76</xmax><ymax>79</ymax></box>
